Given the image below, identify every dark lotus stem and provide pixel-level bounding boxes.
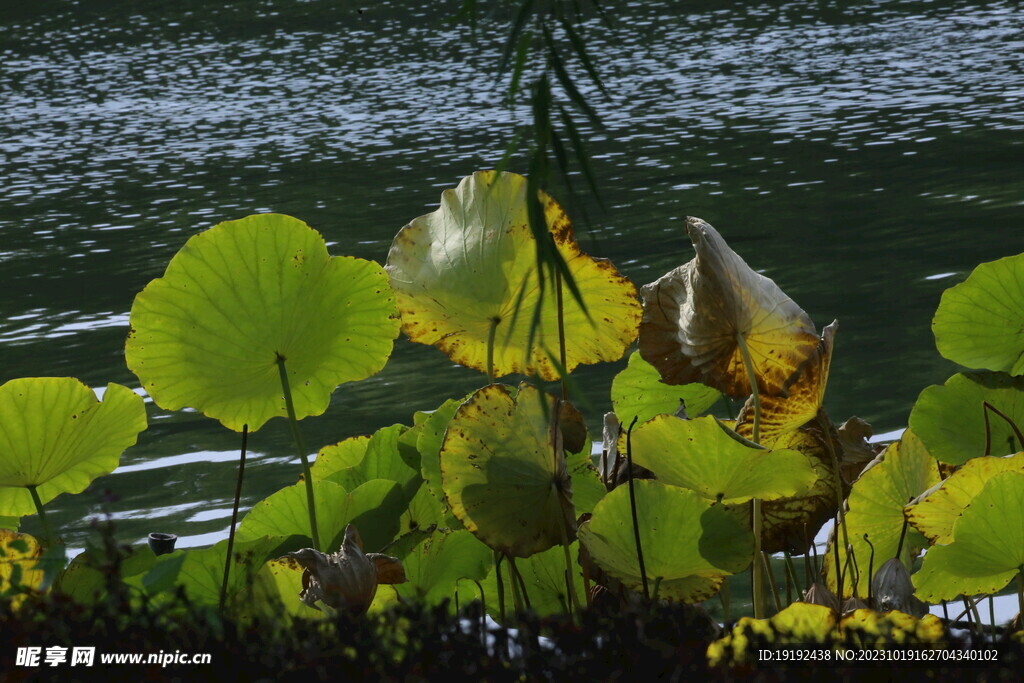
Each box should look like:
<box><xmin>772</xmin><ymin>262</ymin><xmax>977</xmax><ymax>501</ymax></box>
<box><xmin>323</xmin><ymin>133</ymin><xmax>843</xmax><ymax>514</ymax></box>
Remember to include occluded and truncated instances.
<box><xmin>276</xmin><ymin>355</ymin><xmax>320</xmax><ymax>551</ymax></box>
<box><xmin>762</xmin><ymin>552</ymin><xmax>783</xmax><ymax>613</ymax></box>
<box><xmin>783</xmin><ymin>552</ymin><xmax>801</xmax><ymax>604</ymax></box>
<box><xmin>895</xmin><ymin>505</ymin><xmax>911</xmax><ymax>559</ymax></box>
<box><xmin>220</xmin><ymin>423</ymin><xmax>248</xmax><ymax>612</ymax></box>
<box><xmin>735</xmin><ymin>332</ymin><xmax>765</xmax><ymax>618</ymax></box>
<box><xmin>834</xmin><ymin>514</ymin><xmax>844</xmax><ymax>600</ymax></box>
<box><xmin>989</xmin><ymin>595</ymin><xmax>997</xmax><ymax>640</ymax></box>
<box><xmin>494</xmin><ymin>550</ymin><xmax>507</xmax><ymax>623</ymax></box>
<box><xmin>26</xmin><ymin>484</ymin><xmax>54</xmax><ymax>547</ymax></box>
<box><xmin>804</xmin><ymin>523</ymin><xmax>814</xmax><ymax>586</ymax></box>
<box><xmin>554</xmin><ymin>261</ymin><xmax>568</xmax><ymax>401</ymax></box>
<box><xmin>625</xmin><ymin>415</ymin><xmax>649</xmax><ymax>602</ymax></box>
<box><xmin>1017</xmin><ymin>571</ymin><xmax>1024</xmax><ymax>627</ymax></box>
<box><xmin>508</xmin><ymin>555</ymin><xmax>532</xmax><ymax>611</ymax></box>
<box><xmin>982</xmin><ymin>401</ymin><xmax>1024</xmax><ymax>456</ymax></box>
<box><xmin>486</xmin><ymin>316</ymin><xmax>499</xmax><ymax>384</ymax></box>
<box><xmin>864</xmin><ymin>533</ymin><xmax>875</xmax><ymax>606</ymax></box>
<box><xmin>816</xmin><ymin>409</ymin><xmax>853</xmax><ymax>598</ymax></box>
<box><xmin>506</xmin><ymin>552</ymin><xmax>523</xmax><ymax>614</ymax></box>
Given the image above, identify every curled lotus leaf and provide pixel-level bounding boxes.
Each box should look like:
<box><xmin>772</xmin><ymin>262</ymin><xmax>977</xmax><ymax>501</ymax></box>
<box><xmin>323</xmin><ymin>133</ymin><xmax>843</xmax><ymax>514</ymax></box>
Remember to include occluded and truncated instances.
<box><xmin>736</xmin><ymin>322</ymin><xmax>838</xmax><ymax>446</ymax></box>
<box><xmin>627</xmin><ymin>415</ymin><xmax>817</xmax><ymax>505</ymax></box>
<box><xmin>909</xmin><ymin>371</ymin><xmax>1024</xmax><ymax>465</ymax></box>
<box><xmin>822</xmin><ymin>431</ymin><xmax>940</xmax><ymax>598</ymax></box>
<box><xmin>639</xmin><ymin>217</ymin><xmax>819</xmax><ymax>398</ymax></box>
<box><xmin>126</xmin><ymin>213</ymin><xmax>399</xmax><ymax>432</ymax></box>
<box><xmin>385</xmin><ymin>170</ymin><xmax>641</xmax><ymax>381</ymax></box>
<box><xmin>440</xmin><ymin>383</ymin><xmax>576</xmax><ymax>557</ymax></box>
<box><xmin>0</xmin><ymin>378</ymin><xmax>146</xmax><ymax>516</ymax></box>
<box><xmin>906</xmin><ymin>452</ymin><xmax>1024</xmax><ymax>544</ymax></box>
<box><xmin>932</xmin><ymin>252</ymin><xmax>1024</xmax><ymax>376</ymax></box>
<box><xmin>913</xmin><ymin>472</ymin><xmax>1024</xmax><ymax>602</ymax></box>
<box><xmin>578</xmin><ymin>480</ymin><xmax>753</xmax><ymax>603</ymax></box>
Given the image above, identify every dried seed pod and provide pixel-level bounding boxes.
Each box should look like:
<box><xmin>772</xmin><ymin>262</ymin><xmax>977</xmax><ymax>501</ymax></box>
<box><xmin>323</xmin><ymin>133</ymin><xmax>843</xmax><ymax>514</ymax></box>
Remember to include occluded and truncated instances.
<box><xmin>841</xmin><ymin>596</ymin><xmax>869</xmax><ymax>616</ymax></box>
<box><xmin>287</xmin><ymin>525</ymin><xmax>405</xmax><ymax>615</ymax></box>
<box><xmin>871</xmin><ymin>558</ymin><xmax>927</xmax><ymax>617</ymax></box>
<box><xmin>802</xmin><ymin>581</ymin><xmax>840</xmax><ymax>612</ymax></box>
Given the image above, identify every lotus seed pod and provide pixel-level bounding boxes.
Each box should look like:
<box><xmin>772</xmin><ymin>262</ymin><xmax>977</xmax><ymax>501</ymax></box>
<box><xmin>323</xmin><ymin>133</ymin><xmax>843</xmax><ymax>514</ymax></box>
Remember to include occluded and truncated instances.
<box><xmin>872</xmin><ymin>558</ymin><xmax>927</xmax><ymax>617</ymax></box>
<box><xmin>802</xmin><ymin>581</ymin><xmax>840</xmax><ymax>612</ymax></box>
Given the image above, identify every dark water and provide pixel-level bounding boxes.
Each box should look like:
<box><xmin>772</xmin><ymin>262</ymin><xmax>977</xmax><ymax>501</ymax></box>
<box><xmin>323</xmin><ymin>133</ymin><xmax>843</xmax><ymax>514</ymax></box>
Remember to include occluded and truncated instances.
<box><xmin>1</xmin><ymin>0</ymin><xmax>1022</xmax><ymax>551</ymax></box>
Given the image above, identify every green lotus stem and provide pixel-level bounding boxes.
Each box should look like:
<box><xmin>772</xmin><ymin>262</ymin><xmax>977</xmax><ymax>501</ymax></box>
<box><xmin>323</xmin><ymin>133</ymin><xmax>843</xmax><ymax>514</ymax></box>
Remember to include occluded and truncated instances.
<box><xmin>988</xmin><ymin>595</ymin><xmax>997</xmax><ymax>640</ymax></box>
<box><xmin>816</xmin><ymin>408</ymin><xmax>853</xmax><ymax>597</ymax></box>
<box><xmin>1017</xmin><ymin>571</ymin><xmax>1023</xmax><ymax>626</ymax></box>
<box><xmin>506</xmin><ymin>553</ymin><xmax>523</xmax><ymax>615</ymax></box>
<box><xmin>969</xmin><ymin>599</ymin><xmax>983</xmax><ymax>637</ymax></box>
<box><xmin>494</xmin><ymin>550</ymin><xmax>507</xmax><ymax>623</ymax></box>
<box><xmin>26</xmin><ymin>484</ymin><xmax>54</xmax><ymax>547</ymax></box>
<box><xmin>982</xmin><ymin>401</ymin><xmax>1024</xmax><ymax>456</ymax></box>
<box><xmin>651</xmin><ymin>576</ymin><xmax>663</xmax><ymax>603</ymax></box>
<box><xmin>734</xmin><ymin>332</ymin><xmax>765</xmax><ymax>619</ymax></box>
<box><xmin>554</xmin><ymin>262</ymin><xmax>568</xmax><ymax>401</ymax></box>
<box><xmin>552</xmin><ymin>484</ymin><xmax>583</xmax><ymax>618</ymax></box>
<box><xmin>762</xmin><ymin>552</ymin><xmax>783</xmax><ymax>613</ymax></box>
<box><xmin>783</xmin><ymin>552</ymin><xmax>801</xmax><ymax>604</ymax></box>
<box><xmin>486</xmin><ymin>316</ymin><xmax>499</xmax><ymax>384</ymax></box>
<box><xmin>625</xmin><ymin>416</ymin><xmax>650</xmax><ymax>603</ymax></box>
<box><xmin>508</xmin><ymin>555</ymin><xmax>532</xmax><ymax>611</ymax></box>
<box><xmin>221</xmin><ymin>423</ymin><xmax>249</xmax><ymax>612</ymax></box>
<box><xmin>276</xmin><ymin>355</ymin><xmax>320</xmax><ymax>551</ymax></box>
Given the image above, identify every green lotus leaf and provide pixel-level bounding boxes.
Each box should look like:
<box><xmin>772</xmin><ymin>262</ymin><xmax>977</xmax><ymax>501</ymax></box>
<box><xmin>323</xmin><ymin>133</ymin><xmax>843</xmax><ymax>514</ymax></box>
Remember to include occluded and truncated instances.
<box><xmin>320</xmin><ymin>424</ymin><xmax>422</xmax><ymax>509</ymax></box>
<box><xmin>310</xmin><ymin>435</ymin><xmax>370</xmax><ymax>481</ymax></box>
<box><xmin>567</xmin><ymin>447</ymin><xmax>605</xmax><ymax>515</ymax></box>
<box><xmin>823</xmin><ymin>431</ymin><xmax>940</xmax><ymax>598</ymax></box>
<box><xmin>578</xmin><ymin>480</ymin><xmax>753</xmax><ymax>602</ymax></box>
<box><xmin>913</xmin><ymin>472</ymin><xmax>1024</xmax><ymax>601</ymax></box>
<box><xmin>137</xmin><ymin>535</ymin><xmax>294</xmax><ymax>608</ymax></box>
<box><xmin>638</xmin><ymin>217</ymin><xmax>819</xmax><ymax>398</ymax></box>
<box><xmin>0</xmin><ymin>517</ymin><xmax>18</xmax><ymax>531</ymax></box>
<box><xmin>398</xmin><ymin>484</ymin><xmax>446</xmax><ymax>534</ymax></box>
<box><xmin>56</xmin><ymin>546</ymin><xmax>159</xmax><ymax>605</ymax></box>
<box><xmin>382</xmin><ymin>529</ymin><xmax>492</xmax><ymax>608</ymax></box>
<box><xmin>932</xmin><ymin>253</ymin><xmax>1024</xmax><ymax>375</ymax></box>
<box><xmin>909</xmin><ymin>371</ymin><xmax>1024</xmax><ymax>465</ymax></box>
<box><xmin>611</xmin><ymin>351</ymin><xmax>719</xmax><ymax>425</ymax></box>
<box><xmin>240</xmin><ymin>556</ymin><xmax>325</xmax><ymax>621</ymax></box>
<box><xmin>0</xmin><ymin>378</ymin><xmax>147</xmax><ymax>516</ymax></box>
<box><xmin>628</xmin><ymin>415</ymin><xmax>816</xmax><ymax>504</ymax></box>
<box><xmin>907</xmin><ymin>452</ymin><xmax>1024</xmax><ymax>544</ymax></box>
<box><xmin>126</xmin><ymin>213</ymin><xmax>400</xmax><ymax>432</ymax></box>
<box><xmin>417</xmin><ymin>396</ymin><xmax>467</xmax><ymax>501</ymax></box>
<box><xmin>441</xmin><ymin>383</ymin><xmax>578</xmax><ymax>558</ymax></box>
<box><xmin>385</xmin><ymin>170</ymin><xmax>641</xmax><ymax>381</ymax></box>
<box><xmin>236</xmin><ymin>479</ymin><xmax>404</xmax><ymax>553</ymax></box>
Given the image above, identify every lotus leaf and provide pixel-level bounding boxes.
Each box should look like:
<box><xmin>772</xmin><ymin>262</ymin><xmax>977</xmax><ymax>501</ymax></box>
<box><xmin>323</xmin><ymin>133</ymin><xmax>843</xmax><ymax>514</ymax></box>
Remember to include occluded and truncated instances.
<box><xmin>822</xmin><ymin>431</ymin><xmax>940</xmax><ymax>598</ymax></box>
<box><xmin>441</xmin><ymin>383</ymin><xmax>577</xmax><ymax>557</ymax></box>
<box><xmin>627</xmin><ymin>415</ymin><xmax>816</xmax><ymax>504</ymax></box>
<box><xmin>56</xmin><ymin>545</ymin><xmax>158</xmax><ymax>605</ymax></box>
<box><xmin>320</xmin><ymin>424</ymin><xmax>422</xmax><ymax>508</ymax></box>
<box><xmin>909</xmin><ymin>371</ymin><xmax>1024</xmax><ymax>465</ymax></box>
<box><xmin>464</xmin><ymin>540</ymin><xmax>587</xmax><ymax>618</ymax></box>
<box><xmin>639</xmin><ymin>217</ymin><xmax>819</xmax><ymax>398</ymax></box>
<box><xmin>236</xmin><ymin>479</ymin><xmax>404</xmax><ymax>553</ymax></box>
<box><xmin>385</xmin><ymin>170</ymin><xmax>640</xmax><ymax>380</ymax></box>
<box><xmin>310</xmin><ymin>435</ymin><xmax>371</xmax><ymax>481</ymax></box>
<box><xmin>126</xmin><ymin>213</ymin><xmax>399</xmax><ymax>432</ymax></box>
<box><xmin>241</xmin><ymin>556</ymin><xmax>324</xmax><ymax>621</ymax></box>
<box><xmin>610</xmin><ymin>351</ymin><xmax>719</xmax><ymax>425</ymax></box>
<box><xmin>932</xmin><ymin>253</ymin><xmax>1024</xmax><ymax>375</ymax></box>
<box><xmin>735</xmin><ymin>322</ymin><xmax>837</xmax><ymax>446</ymax></box>
<box><xmin>382</xmin><ymin>529</ymin><xmax>492</xmax><ymax>608</ymax></box>
<box><xmin>913</xmin><ymin>472</ymin><xmax>1024</xmax><ymax>601</ymax></box>
<box><xmin>907</xmin><ymin>452</ymin><xmax>1024</xmax><ymax>544</ymax></box>
<box><xmin>0</xmin><ymin>517</ymin><xmax>17</xmax><ymax>531</ymax></box>
<box><xmin>0</xmin><ymin>378</ymin><xmax>146</xmax><ymax>516</ymax></box>
<box><xmin>416</xmin><ymin>396</ymin><xmax>467</xmax><ymax>501</ymax></box>
<box><xmin>578</xmin><ymin>480</ymin><xmax>753</xmax><ymax>602</ymax></box>
<box><xmin>0</xmin><ymin>530</ymin><xmax>44</xmax><ymax>607</ymax></box>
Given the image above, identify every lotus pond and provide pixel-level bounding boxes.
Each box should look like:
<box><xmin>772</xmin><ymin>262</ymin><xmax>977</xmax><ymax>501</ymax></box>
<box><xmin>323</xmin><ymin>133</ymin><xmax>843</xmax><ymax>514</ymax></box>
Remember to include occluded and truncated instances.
<box><xmin>1</xmin><ymin>0</ymin><xmax>1023</xmax><ymax>677</ymax></box>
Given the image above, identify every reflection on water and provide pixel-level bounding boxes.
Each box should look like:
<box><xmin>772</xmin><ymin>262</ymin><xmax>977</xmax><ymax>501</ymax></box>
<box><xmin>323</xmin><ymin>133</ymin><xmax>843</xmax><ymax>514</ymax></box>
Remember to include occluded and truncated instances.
<box><xmin>1</xmin><ymin>0</ymin><xmax>1021</xmax><ymax>550</ymax></box>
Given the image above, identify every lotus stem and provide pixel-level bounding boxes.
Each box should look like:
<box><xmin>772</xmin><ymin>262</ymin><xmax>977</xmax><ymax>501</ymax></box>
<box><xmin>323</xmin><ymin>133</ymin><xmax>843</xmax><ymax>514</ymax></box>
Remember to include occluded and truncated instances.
<box><xmin>553</xmin><ymin>485</ymin><xmax>583</xmax><ymax>618</ymax></box>
<box><xmin>651</xmin><ymin>576</ymin><xmax>663</xmax><ymax>603</ymax></box>
<box><xmin>816</xmin><ymin>409</ymin><xmax>853</xmax><ymax>597</ymax></box>
<box><xmin>26</xmin><ymin>484</ymin><xmax>54</xmax><ymax>547</ymax></box>
<box><xmin>720</xmin><ymin>578</ymin><xmax>731</xmax><ymax>622</ymax></box>
<box><xmin>1017</xmin><ymin>571</ymin><xmax>1023</xmax><ymax>627</ymax></box>
<box><xmin>506</xmin><ymin>553</ymin><xmax>523</xmax><ymax>615</ymax></box>
<box><xmin>989</xmin><ymin>594</ymin><xmax>997</xmax><ymax>640</ymax></box>
<box><xmin>221</xmin><ymin>423</ymin><xmax>249</xmax><ymax>612</ymax></box>
<box><xmin>486</xmin><ymin>316</ymin><xmax>499</xmax><ymax>384</ymax></box>
<box><xmin>276</xmin><ymin>355</ymin><xmax>320</xmax><ymax>551</ymax></box>
<box><xmin>864</xmin><ymin>534</ymin><xmax>875</xmax><ymax>606</ymax></box>
<box><xmin>508</xmin><ymin>555</ymin><xmax>532</xmax><ymax>611</ymax></box>
<box><xmin>763</xmin><ymin>552</ymin><xmax>783</xmax><ymax>613</ymax></box>
<box><xmin>982</xmin><ymin>401</ymin><xmax>1024</xmax><ymax>455</ymax></box>
<box><xmin>554</xmin><ymin>262</ymin><xmax>568</xmax><ymax>401</ymax></box>
<box><xmin>494</xmin><ymin>550</ymin><xmax>507</xmax><ymax>623</ymax></box>
<box><xmin>734</xmin><ymin>332</ymin><xmax>765</xmax><ymax>618</ymax></box>
<box><xmin>783</xmin><ymin>552</ymin><xmax>801</xmax><ymax>605</ymax></box>
<box><xmin>625</xmin><ymin>416</ymin><xmax>650</xmax><ymax>602</ymax></box>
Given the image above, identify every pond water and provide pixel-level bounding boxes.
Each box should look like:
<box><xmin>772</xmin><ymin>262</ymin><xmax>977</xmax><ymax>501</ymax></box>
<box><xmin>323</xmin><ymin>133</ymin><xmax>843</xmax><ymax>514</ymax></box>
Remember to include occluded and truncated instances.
<box><xmin>1</xmin><ymin>0</ymin><xmax>1022</xmax><ymax>552</ymax></box>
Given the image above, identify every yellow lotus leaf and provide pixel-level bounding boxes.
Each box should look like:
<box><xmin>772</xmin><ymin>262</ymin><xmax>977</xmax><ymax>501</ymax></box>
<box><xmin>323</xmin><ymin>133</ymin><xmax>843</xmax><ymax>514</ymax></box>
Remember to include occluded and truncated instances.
<box><xmin>907</xmin><ymin>452</ymin><xmax>1024</xmax><ymax>544</ymax></box>
<box><xmin>0</xmin><ymin>530</ymin><xmax>44</xmax><ymax>608</ymax></box>
<box><xmin>385</xmin><ymin>170</ymin><xmax>641</xmax><ymax>381</ymax></box>
<box><xmin>639</xmin><ymin>217</ymin><xmax>819</xmax><ymax>398</ymax></box>
<box><xmin>736</xmin><ymin>322</ymin><xmax>837</xmax><ymax>446</ymax></box>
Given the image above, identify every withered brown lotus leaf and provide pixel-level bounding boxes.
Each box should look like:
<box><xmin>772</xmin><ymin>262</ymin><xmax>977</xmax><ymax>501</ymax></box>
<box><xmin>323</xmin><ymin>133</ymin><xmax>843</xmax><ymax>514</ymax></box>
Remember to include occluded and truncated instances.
<box><xmin>639</xmin><ymin>217</ymin><xmax>819</xmax><ymax>398</ymax></box>
<box><xmin>836</xmin><ymin>416</ymin><xmax>884</xmax><ymax>485</ymax></box>
<box><xmin>287</xmin><ymin>524</ymin><xmax>405</xmax><ymax>615</ymax></box>
<box><xmin>736</xmin><ymin>322</ymin><xmax>837</xmax><ymax>446</ymax></box>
